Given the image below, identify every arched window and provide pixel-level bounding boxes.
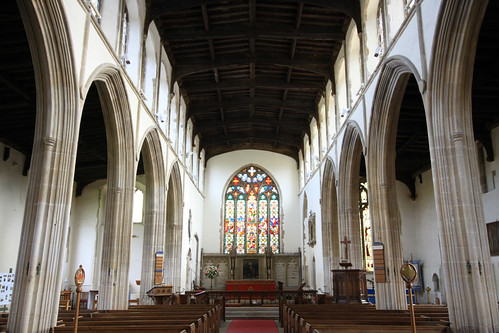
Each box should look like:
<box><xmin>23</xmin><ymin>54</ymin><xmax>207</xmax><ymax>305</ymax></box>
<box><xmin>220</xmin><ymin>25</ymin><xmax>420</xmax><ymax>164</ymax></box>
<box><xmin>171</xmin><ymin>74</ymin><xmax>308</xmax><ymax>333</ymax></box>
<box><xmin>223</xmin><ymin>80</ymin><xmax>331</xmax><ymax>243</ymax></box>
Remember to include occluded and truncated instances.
<box><xmin>119</xmin><ymin>3</ymin><xmax>129</xmax><ymax>66</ymax></box>
<box><xmin>88</xmin><ymin>0</ymin><xmax>101</xmax><ymax>17</ymax></box>
<box><xmin>224</xmin><ymin>165</ymin><xmax>280</xmax><ymax>254</ymax></box>
<box><xmin>376</xmin><ymin>2</ymin><xmax>385</xmax><ymax>57</ymax></box>
<box><xmin>359</xmin><ymin>182</ymin><xmax>373</xmax><ymax>271</ymax></box>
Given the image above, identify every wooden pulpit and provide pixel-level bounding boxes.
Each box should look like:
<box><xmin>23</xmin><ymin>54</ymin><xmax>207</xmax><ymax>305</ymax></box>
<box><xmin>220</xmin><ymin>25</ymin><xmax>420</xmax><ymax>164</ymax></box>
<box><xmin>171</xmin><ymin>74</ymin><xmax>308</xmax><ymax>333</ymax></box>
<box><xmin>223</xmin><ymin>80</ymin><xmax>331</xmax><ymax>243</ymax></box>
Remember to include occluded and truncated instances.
<box><xmin>332</xmin><ymin>269</ymin><xmax>368</xmax><ymax>304</ymax></box>
<box><xmin>146</xmin><ymin>285</ymin><xmax>173</xmax><ymax>305</ymax></box>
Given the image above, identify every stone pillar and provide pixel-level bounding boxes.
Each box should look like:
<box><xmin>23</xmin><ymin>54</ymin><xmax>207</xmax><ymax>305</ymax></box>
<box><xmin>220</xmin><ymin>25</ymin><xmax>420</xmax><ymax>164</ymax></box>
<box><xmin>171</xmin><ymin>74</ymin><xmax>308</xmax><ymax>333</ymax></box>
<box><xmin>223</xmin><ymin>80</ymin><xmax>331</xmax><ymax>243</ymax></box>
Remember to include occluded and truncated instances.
<box><xmin>7</xmin><ymin>1</ymin><xmax>78</xmax><ymax>331</ymax></box>
<box><xmin>94</xmin><ymin>70</ymin><xmax>135</xmax><ymax>310</ymax></box>
<box><xmin>139</xmin><ymin>132</ymin><xmax>166</xmax><ymax>305</ymax></box>
<box><xmin>98</xmin><ymin>185</ymin><xmax>134</xmax><ymax>309</ymax></box>
<box><xmin>8</xmin><ymin>137</ymin><xmax>77</xmax><ymax>332</ymax></box>
<box><xmin>429</xmin><ymin>1</ymin><xmax>499</xmax><ymax>330</ymax></box>
<box><xmin>338</xmin><ymin>123</ymin><xmax>364</xmax><ymax>269</ymax></box>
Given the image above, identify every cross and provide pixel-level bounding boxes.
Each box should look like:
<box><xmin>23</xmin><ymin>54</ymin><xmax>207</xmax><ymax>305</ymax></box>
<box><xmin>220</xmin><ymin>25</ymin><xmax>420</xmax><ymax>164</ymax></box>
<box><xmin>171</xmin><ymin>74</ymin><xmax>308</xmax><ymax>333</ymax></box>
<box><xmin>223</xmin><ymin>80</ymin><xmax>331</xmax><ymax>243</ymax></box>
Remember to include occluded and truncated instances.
<box><xmin>341</xmin><ymin>236</ymin><xmax>351</xmax><ymax>262</ymax></box>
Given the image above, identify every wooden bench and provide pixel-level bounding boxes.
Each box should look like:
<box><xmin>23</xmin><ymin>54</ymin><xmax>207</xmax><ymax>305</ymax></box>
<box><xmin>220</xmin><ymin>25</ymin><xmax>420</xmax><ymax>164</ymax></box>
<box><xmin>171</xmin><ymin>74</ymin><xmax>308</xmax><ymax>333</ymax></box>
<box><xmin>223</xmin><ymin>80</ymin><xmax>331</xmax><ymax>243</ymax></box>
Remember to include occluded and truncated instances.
<box><xmin>283</xmin><ymin>303</ymin><xmax>450</xmax><ymax>333</ymax></box>
<box><xmin>53</xmin><ymin>304</ymin><xmax>221</xmax><ymax>333</ymax></box>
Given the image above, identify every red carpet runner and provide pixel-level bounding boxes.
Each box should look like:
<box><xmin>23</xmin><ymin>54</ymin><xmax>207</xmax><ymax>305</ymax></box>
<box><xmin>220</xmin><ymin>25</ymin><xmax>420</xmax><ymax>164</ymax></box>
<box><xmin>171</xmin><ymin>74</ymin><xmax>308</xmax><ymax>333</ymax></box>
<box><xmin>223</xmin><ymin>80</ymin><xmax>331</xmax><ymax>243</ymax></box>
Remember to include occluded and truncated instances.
<box><xmin>226</xmin><ymin>319</ymin><xmax>278</xmax><ymax>333</ymax></box>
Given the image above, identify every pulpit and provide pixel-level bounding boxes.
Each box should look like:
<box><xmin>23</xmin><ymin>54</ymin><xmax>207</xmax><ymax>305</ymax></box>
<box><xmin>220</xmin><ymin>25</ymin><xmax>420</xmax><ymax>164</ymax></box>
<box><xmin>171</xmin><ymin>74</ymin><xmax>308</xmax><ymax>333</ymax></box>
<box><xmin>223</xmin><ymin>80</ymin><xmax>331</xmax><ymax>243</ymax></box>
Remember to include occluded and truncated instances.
<box><xmin>147</xmin><ymin>285</ymin><xmax>173</xmax><ymax>305</ymax></box>
<box><xmin>332</xmin><ymin>269</ymin><xmax>368</xmax><ymax>304</ymax></box>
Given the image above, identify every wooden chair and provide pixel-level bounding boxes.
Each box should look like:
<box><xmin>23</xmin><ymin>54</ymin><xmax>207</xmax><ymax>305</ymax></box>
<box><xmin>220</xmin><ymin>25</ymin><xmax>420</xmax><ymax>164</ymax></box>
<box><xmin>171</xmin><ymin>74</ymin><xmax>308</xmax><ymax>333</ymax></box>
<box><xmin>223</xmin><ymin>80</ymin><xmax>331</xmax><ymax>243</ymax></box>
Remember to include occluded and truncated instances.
<box><xmin>59</xmin><ymin>290</ymin><xmax>71</xmax><ymax>311</ymax></box>
<box><xmin>79</xmin><ymin>291</ymin><xmax>89</xmax><ymax>310</ymax></box>
<box><xmin>128</xmin><ymin>297</ymin><xmax>139</xmax><ymax>306</ymax></box>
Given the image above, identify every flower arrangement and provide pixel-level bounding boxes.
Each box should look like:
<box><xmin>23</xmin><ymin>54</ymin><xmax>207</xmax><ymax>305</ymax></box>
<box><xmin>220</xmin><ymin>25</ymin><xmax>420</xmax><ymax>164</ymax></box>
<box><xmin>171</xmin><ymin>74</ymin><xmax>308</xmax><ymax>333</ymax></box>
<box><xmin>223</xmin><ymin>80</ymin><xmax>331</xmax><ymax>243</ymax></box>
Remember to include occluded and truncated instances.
<box><xmin>204</xmin><ymin>265</ymin><xmax>221</xmax><ymax>279</ymax></box>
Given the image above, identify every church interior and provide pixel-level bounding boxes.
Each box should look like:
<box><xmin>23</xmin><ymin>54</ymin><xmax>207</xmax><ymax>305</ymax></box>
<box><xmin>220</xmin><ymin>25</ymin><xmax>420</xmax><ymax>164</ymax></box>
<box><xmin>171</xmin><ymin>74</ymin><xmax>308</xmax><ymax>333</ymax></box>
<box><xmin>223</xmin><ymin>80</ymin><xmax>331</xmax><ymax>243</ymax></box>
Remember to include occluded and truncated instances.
<box><xmin>0</xmin><ymin>0</ymin><xmax>499</xmax><ymax>332</ymax></box>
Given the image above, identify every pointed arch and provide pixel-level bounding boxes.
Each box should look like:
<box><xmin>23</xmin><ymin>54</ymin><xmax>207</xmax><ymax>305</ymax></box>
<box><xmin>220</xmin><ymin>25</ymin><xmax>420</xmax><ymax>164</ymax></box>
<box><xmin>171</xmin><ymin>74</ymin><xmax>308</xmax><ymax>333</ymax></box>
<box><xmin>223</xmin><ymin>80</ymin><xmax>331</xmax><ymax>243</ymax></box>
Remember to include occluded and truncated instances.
<box><xmin>8</xmin><ymin>1</ymin><xmax>78</xmax><ymax>331</ymax></box>
<box><xmin>137</xmin><ymin>128</ymin><xmax>166</xmax><ymax>304</ymax></box>
<box><xmin>90</xmin><ymin>67</ymin><xmax>135</xmax><ymax>310</ymax></box>
<box><xmin>338</xmin><ymin>121</ymin><xmax>365</xmax><ymax>269</ymax></box>
<box><xmin>367</xmin><ymin>56</ymin><xmax>422</xmax><ymax>310</ymax></box>
<box><xmin>428</xmin><ymin>1</ymin><xmax>499</xmax><ymax>330</ymax></box>
<box><xmin>321</xmin><ymin>157</ymin><xmax>340</xmax><ymax>294</ymax></box>
<box><xmin>222</xmin><ymin>164</ymin><xmax>281</xmax><ymax>255</ymax></box>
<box><xmin>165</xmin><ymin>161</ymin><xmax>183</xmax><ymax>290</ymax></box>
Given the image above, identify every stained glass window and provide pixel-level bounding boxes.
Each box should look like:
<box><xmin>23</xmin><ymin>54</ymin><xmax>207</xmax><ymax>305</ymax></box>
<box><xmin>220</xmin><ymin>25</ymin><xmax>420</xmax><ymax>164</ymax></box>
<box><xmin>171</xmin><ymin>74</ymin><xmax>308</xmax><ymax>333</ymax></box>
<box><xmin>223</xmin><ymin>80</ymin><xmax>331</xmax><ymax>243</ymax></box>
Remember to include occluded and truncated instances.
<box><xmin>359</xmin><ymin>182</ymin><xmax>373</xmax><ymax>271</ymax></box>
<box><xmin>224</xmin><ymin>166</ymin><xmax>280</xmax><ymax>254</ymax></box>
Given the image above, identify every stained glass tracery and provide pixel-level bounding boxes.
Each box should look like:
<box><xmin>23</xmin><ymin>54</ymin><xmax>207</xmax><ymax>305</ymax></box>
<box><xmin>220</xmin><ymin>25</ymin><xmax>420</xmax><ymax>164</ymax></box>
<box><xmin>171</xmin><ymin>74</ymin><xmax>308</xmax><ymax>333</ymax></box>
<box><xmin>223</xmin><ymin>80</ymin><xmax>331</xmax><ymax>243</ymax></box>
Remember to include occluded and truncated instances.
<box><xmin>359</xmin><ymin>182</ymin><xmax>373</xmax><ymax>271</ymax></box>
<box><xmin>224</xmin><ymin>166</ymin><xmax>280</xmax><ymax>254</ymax></box>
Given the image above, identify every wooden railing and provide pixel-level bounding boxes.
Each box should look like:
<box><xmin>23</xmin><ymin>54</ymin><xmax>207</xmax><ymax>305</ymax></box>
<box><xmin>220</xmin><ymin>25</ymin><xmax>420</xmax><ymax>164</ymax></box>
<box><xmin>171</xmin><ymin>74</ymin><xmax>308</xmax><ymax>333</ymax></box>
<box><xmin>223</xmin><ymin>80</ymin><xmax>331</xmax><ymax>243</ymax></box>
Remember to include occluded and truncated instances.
<box><xmin>185</xmin><ymin>289</ymin><xmax>317</xmax><ymax>307</ymax></box>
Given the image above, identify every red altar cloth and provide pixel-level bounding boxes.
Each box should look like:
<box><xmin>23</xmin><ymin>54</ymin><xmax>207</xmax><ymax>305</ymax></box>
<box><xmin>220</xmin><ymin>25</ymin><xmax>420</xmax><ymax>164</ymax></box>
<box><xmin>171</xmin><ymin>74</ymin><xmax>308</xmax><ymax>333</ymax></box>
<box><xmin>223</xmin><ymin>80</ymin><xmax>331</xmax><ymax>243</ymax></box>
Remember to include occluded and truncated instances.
<box><xmin>225</xmin><ymin>280</ymin><xmax>276</xmax><ymax>291</ymax></box>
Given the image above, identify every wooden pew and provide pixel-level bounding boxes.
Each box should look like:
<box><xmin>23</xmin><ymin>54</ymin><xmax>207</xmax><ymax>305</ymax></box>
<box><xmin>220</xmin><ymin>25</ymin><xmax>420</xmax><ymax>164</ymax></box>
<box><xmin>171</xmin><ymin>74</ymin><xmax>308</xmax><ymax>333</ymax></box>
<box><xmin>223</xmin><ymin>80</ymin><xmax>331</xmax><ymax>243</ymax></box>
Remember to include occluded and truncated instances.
<box><xmin>53</xmin><ymin>304</ymin><xmax>221</xmax><ymax>333</ymax></box>
<box><xmin>0</xmin><ymin>313</ymin><xmax>7</xmax><ymax>333</ymax></box>
<box><xmin>283</xmin><ymin>303</ymin><xmax>450</xmax><ymax>333</ymax></box>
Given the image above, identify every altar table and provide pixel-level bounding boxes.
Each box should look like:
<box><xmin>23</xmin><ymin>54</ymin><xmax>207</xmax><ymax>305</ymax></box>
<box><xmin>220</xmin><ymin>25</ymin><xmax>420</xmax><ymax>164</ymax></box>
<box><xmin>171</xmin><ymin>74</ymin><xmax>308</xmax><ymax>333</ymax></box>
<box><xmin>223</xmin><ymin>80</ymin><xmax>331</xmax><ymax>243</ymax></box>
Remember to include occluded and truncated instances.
<box><xmin>225</xmin><ymin>280</ymin><xmax>276</xmax><ymax>291</ymax></box>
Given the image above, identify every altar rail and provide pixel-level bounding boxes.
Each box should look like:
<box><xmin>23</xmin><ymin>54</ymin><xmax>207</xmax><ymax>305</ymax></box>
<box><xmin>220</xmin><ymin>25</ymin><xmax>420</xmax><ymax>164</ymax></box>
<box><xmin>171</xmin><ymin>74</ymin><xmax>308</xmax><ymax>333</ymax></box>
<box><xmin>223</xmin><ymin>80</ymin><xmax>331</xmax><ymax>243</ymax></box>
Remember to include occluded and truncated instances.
<box><xmin>185</xmin><ymin>289</ymin><xmax>317</xmax><ymax>323</ymax></box>
<box><xmin>185</xmin><ymin>290</ymin><xmax>317</xmax><ymax>307</ymax></box>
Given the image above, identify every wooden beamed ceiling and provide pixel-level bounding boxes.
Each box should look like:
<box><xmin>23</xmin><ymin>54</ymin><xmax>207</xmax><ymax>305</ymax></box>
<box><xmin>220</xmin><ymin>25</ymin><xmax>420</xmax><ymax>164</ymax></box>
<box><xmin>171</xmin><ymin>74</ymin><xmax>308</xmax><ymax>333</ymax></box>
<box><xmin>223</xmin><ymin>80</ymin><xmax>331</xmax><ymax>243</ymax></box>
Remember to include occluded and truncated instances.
<box><xmin>149</xmin><ymin>0</ymin><xmax>359</xmax><ymax>162</ymax></box>
<box><xmin>1</xmin><ymin>2</ymin><xmax>497</xmax><ymax>193</ymax></box>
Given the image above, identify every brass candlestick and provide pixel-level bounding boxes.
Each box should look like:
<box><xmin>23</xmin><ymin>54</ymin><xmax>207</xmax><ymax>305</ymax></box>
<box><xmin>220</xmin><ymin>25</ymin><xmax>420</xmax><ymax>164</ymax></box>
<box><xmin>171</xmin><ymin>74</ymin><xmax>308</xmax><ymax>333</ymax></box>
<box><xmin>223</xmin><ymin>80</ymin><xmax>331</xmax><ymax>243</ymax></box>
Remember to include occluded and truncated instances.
<box><xmin>426</xmin><ymin>286</ymin><xmax>431</xmax><ymax>304</ymax></box>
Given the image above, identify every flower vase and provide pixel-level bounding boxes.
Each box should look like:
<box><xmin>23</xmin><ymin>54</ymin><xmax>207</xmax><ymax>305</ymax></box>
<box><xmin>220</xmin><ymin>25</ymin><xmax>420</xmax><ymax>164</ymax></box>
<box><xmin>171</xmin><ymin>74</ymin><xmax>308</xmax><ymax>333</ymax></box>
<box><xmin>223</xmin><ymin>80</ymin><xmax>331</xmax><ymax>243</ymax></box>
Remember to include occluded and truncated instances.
<box><xmin>210</xmin><ymin>277</ymin><xmax>213</xmax><ymax>290</ymax></box>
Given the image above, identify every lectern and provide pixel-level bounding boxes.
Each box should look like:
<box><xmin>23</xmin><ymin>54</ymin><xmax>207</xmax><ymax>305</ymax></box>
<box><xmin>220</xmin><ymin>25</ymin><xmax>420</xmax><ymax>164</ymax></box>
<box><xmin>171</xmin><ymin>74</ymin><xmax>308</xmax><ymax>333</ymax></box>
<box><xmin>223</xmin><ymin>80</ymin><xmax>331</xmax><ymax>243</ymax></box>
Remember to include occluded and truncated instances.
<box><xmin>147</xmin><ymin>285</ymin><xmax>173</xmax><ymax>305</ymax></box>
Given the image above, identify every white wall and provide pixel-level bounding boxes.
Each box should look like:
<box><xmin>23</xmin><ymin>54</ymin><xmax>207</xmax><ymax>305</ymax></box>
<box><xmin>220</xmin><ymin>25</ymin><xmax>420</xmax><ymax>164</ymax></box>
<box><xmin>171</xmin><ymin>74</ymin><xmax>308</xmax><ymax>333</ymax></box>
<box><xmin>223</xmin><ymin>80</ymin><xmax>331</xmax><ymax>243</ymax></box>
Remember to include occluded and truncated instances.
<box><xmin>0</xmin><ymin>144</ymin><xmax>28</xmax><ymax>273</ymax></box>
<box><xmin>398</xmin><ymin>170</ymin><xmax>442</xmax><ymax>304</ymax></box>
<box><xmin>181</xmin><ymin>173</ymin><xmax>206</xmax><ymax>291</ymax></box>
<box><xmin>129</xmin><ymin>223</ymin><xmax>144</xmax><ymax>298</ymax></box>
<box><xmin>300</xmin><ymin>171</ymin><xmax>323</xmax><ymax>290</ymax></box>
<box><xmin>65</xmin><ymin>181</ymin><xmax>106</xmax><ymax>292</ymax></box>
<box><xmin>202</xmin><ymin>150</ymin><xmax>301</xmax><ymax>254</ymax></box>
<box><xmin>483</xmin><ymin>127</ymin><xmax>499</xmax><ymax>299</ymax></box>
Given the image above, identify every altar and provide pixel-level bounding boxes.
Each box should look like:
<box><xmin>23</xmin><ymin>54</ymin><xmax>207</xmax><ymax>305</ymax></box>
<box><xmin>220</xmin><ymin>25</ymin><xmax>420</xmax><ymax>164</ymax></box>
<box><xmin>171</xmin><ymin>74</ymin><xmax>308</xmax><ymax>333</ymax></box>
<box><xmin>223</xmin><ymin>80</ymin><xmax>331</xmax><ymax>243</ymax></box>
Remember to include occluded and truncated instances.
<box><xmin>226</xmin><ymin>279</ymin><xmax>276</xmax><ymax>291</ymax></box>
<box><xmin>201</xmin><ymin>252</ymin><xmax>301</xmax><ymax>289</ymax></box>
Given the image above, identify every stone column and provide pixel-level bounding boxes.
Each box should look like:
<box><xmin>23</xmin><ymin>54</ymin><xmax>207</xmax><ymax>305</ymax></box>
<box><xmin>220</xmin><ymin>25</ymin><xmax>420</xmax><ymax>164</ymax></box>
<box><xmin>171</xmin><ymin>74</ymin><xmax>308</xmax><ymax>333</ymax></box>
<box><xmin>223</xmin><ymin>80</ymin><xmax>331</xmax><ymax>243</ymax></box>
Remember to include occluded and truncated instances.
<box><xmin>338</xmin><ymin>123</ymin><xmax>364</xmax><ymax>269</ymax></box>
<box><xmin>429</xmin><ymin>1</ymin><xmax>499</xmax><ymax>330</ymax></box>
<box><xmin>140</xmin><ymin>131</ymin><xmax>167</xmax><ymax>305</ymax></box>
<box><xmin>7</xmin><ymin>1</ymin><xmax>78</xmax><ymax>331</ymax></box>
<box><xmin>94</xmin><ymin>70</ymin><xmax>135</xmax><ymax>310</ymax></box>
<box><xmin>98</xmin><ymin>185</ymin><xmax>134</xmax><ymax>309</ymax></box>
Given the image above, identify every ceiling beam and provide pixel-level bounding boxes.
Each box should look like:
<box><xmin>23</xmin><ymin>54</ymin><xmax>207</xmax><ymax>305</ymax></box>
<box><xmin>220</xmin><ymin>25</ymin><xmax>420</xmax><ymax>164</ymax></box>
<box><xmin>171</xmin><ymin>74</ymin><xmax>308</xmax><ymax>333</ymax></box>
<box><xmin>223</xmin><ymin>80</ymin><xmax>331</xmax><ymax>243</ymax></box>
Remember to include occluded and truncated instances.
<box><xmin>182</xmin><ymin>77</ymin><xmax>323</xmax><ymax>93</ymax></box>
<box><xmin>204</xmin><ymin>142</ymin><xmax>300</xmax><ymax>163</ymax></box>
<box><xmin>173</xmin><ymin>53</ymin><xmax>332</xmax><ymax>80</ymax></box>
<box><xmin>187</xmin><ymin>96</ymin><xmax>317</xmax><ymax>117</ymax></box>
<box><xmin>160</xmin><ymin>22</ymin><xmax>345</xmax><ymax>42</ymax></box>
<box><xmin>193</xmin><ymin>117</ymin><xmax>310</xmax><ymax>136</ymax></box>
<box><xmin>147</xmin><ymin>0</ymin><xmax>361</xmax><ymax>29</ymax></box>
<box><xmin>200</xmin><ymin>132</ymin><xmax>302</xmax><ymax>150</ymax></box>
<box><xmin>0</xmin><ymin>71</ymin><xmax>32</xmax><ymax>103</ymax></box>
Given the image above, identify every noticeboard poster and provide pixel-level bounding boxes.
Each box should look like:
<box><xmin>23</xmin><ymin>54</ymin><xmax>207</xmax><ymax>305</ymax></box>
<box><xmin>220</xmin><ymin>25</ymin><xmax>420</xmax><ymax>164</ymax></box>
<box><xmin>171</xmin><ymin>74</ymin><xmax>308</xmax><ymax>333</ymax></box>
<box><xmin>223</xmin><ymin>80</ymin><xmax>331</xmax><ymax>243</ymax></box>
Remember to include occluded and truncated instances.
<box><xmin>0</xmin><ymin>273</ymin><xmax>15</xmax><ymax>306</ymax></box>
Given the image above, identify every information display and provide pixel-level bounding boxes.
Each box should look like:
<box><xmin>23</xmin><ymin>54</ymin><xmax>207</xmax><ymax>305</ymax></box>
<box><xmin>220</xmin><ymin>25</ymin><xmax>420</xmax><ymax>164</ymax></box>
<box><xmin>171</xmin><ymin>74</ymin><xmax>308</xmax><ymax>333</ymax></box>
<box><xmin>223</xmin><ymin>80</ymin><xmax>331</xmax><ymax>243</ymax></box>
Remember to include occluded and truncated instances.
<box><xmin>0</xmin><ymin>273</ymin><xmax>15</xmax><ymax>306</ymax></box>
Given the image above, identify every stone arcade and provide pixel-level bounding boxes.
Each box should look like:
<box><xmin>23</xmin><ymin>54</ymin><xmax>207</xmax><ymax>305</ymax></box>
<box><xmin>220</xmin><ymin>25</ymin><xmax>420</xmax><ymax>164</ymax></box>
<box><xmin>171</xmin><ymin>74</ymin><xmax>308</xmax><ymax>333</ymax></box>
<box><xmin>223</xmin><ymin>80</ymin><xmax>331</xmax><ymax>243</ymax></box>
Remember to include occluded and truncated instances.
<box><xmin>0</xmin><ymin>0</ymin><xmax>498</xmax><ymax>332</ymax></box>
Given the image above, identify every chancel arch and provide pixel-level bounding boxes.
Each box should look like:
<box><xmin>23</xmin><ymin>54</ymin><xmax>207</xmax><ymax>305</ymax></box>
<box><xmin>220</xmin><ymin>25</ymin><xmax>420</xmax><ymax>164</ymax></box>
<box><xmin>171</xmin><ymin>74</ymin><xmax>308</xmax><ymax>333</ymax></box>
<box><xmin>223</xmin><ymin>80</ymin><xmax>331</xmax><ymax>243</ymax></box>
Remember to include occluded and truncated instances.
<box><xmin>137</xmin><ymin>128</ymin><xmax>166</xmax><ymax>304</ymax></box>
<box><xmin>338</xmin><ymin>121</ymin><xmax>366</xmax><ymax>270</ymax></box>
<box><xmin>165</xmin><ymin>161</ymin><xmax>183</xmax><ymax>291</ymax></box>
<box><xmin>320</xmin><ymin>157</ymin><xmax>340</xmax><ymax>294</ymax></box>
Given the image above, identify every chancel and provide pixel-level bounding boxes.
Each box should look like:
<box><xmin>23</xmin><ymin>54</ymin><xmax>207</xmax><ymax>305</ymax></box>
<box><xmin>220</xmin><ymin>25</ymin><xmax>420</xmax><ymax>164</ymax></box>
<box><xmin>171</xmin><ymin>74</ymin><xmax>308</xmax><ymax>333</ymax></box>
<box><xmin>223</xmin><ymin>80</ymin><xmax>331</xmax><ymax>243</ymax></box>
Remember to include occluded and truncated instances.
<box><xmin>0</xmin><ymin>1</ymin><xmax>499</xmax><ymax>332</ymax></box>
